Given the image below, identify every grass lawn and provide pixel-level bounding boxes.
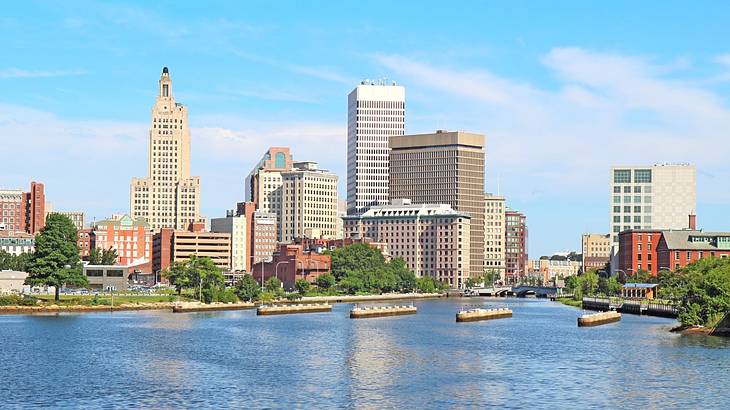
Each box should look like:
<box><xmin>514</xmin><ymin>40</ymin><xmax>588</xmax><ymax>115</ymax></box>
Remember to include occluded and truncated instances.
<box><xmin>556</xmin><ymin>297</ymin><xmax>582</xmax><ymax>308</ymax></box>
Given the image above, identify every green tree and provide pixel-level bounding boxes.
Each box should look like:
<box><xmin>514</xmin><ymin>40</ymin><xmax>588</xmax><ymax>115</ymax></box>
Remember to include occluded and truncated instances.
<box><xmin>606</xmin><ymin>276</ymin><xmax>622</xmax><ymax>296</ymax></box>
<box><xmin>101</xmin><ymin>248</ymin><xmax>118</xmax><ymax>265</ymax></box>
<box><xmin>315</xmin><ymin>273</ymin><xmax>336</xmax><ymax>290</ymax></box>
<box><xmin>330</xmin><ymin>243</ymin><xmax>385</xmax><ymax>280</ymax></box>
<box><xmin>295</xmin><ymin>279</ymin><xmax>310</xmax><ymax>294</ymax></box>
<box><xmin>265</xmin><ymin>277</ymin><xmax>283</xmax><ymax>294</ymax></box>
<box><xmin>87</xmin><ymin>248</ymin><xmax>102</xmax><ymax>264</ymax></box>
<box><xmin>416</xmin><ymin>277</ymin><xmax>436</xmax><ymax>293</ymax></box>
<box><xmin>582</xmin><ymin>270</ymin><xmax>599</xmax><ymax>296</ymax></box>
<box><xmin>24</xmin><ymin>214</ymin><xmax>87</xmax><ymax>301</ymax></box>
<box><xmin>165</xmin><ymin>261</ymin><xmax>190</xmax><ymax>295</ymax></box>
<box><xmin>235</xmin><ymin>274</ymin><xmax>261</xmax><ymax>302</ymax></box>
<box><xmin>188</xmin><ymin>255</ymin><xmax>225</xmax><ymax>303</ymax></box>
<box><xmin>165</xmin><ymin>256</ymin><xmax>225</xmax><ymax>303</ymax></box>
<box><xmin>390</xmin><ymin>258</ymin><xmax>416</xmax><ymax>292</ymax></box>
<box><xmin>0</xmin><ymin>251</ymin><xmax>32</xmax><ymax>271</ymax></box>
<box><xmin>658</xmin><ymin>258</ymin><xmax>730</xmax><ymax>327</ymax></box>
<box><xmin>339</xmin><ymin>274</ymin><xmax>364</xmax><ymax>294</ymax></box>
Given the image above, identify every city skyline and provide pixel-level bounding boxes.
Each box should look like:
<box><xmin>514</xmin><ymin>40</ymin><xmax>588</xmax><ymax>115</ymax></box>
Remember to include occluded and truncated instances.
<box><xmin>2</xmin><ymin>2</ymin><xmax>730</xmax><ymax>256</ymax></box>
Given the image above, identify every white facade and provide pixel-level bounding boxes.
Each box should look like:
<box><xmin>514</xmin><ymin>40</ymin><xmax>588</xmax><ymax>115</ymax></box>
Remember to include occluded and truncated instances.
<box><xmin>211</xmin><ymin>213</ymin><xmax>247</xmax><ymax>272</ymax></box>
<box><xmin>609</xmin><ymin>164</ymin><xmax>696</xmax><ymax>245</ymax></box>
<box><xmin>131</xmin><ymin>67</ymin><xmax>201</xmax><ymax>232</ymax></box>
<box><xmin>484</xmin><ymin>194</ymin><xmax>506</xmax><ymax>279</ymax></box>
<box><xmin>346</xmin><ymin>81</ymin><xmax>405</xmax><ymax>216</ymax></box>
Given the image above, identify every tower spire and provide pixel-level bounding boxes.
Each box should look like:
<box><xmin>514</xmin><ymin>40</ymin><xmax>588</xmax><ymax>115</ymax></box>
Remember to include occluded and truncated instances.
<box><xmin>159</xmin><ymin>66</ymin><xmax>171</xmax><ymax>98</ymax></box>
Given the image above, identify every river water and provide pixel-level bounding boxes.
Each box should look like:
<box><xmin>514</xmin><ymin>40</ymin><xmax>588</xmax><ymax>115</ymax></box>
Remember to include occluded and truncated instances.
<box><xmin>1</xmin><ymin>298</ymin><xmax>728</xmax><ymax>409</ymax></box>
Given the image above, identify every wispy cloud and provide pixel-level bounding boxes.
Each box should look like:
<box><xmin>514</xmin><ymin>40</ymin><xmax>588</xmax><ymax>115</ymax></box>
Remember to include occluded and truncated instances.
<box><xmin>0</xmin><ymin>103</ymin><xmax>345</xmax><ymax>220</ymax></box>
<box><xmin>373</xmin><ymin>48</ymin><xmax>730</xmax><ymax>205</ymax></box>
<box><xmin>224</xmin><ymin>87</ymin><xmax>319</xmax><ymax>104</ymax></box>
<box><xmin>233</xmin><ymin>50</ymin><xmax>353</xmax><ymax>84</ymax></box>
<box><xmin>0</xmin><ymin>68</ymin><xmax>87</xmax><ymax>79</ymax></box>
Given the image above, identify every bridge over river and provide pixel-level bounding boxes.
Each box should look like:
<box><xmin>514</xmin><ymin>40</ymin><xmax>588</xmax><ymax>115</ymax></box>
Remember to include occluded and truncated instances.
<box><xmin>467</xmin><ymin>285</ymin><xmax>566</xmax><ymax>298</ymax></box>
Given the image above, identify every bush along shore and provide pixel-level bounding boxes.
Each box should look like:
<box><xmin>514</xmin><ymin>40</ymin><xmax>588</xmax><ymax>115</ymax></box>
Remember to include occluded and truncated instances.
<box><xmin>553</xmin><ymin>258</ymin><xmax>730</xmax><ymax>338</ymax></box>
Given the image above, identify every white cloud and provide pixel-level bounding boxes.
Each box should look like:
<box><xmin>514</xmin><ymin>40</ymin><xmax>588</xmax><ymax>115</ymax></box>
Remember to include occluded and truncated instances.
<box><xmin>224</xmin><ymin>87</ymin><xmax>319</xmax><ymax>103</ymax></box>
<box><xmin>0</xmin><ymin>103</ymin><xmax>345</xmax><ymax>221</ymax></box>
<box><xmin>0</xmin><ymin>68</ymin><xmax>87</xmax><ymax>79</ymax></box>
<box><xmin>233</xmin><ymin>50</ymin><xmax>353</xmax><ymax>84</ymax></box>
<box><xmin>373</xmin><ymin>48</ymin><xmax>730</xmax><ymax>205</ymax></box>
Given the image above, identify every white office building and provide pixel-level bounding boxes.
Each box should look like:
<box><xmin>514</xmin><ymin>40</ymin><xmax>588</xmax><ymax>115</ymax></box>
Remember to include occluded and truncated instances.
<box><xmin>609</xmin><ymin>163</ymin><xmax>696</xmax><ymax>245</ymax></box>
<box><xmin>346</xmin><ymin>80</ymin><xmax>405</xmax><ymax>215</ymax></box>
<box><xmin>211</xmin><ymin>211</ymin><xmax>247</xmax><ymax>272</ymax></box>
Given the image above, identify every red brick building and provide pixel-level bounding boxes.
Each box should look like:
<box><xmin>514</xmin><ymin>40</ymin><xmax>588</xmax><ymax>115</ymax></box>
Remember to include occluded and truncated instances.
<box><xmin>295</xmin><ymin>237</ymin><xmax>389</xmax><ymax>258</ymax></box>
<box><xmin>90</xmin><ymin>215</ymin><xmax>152</xmax><ymax>271</ymax></box>
<box><xmin>0</xmin><ymin>181</ymin><xmax>45</xmax><ymax>234</ymax></box>
<box><xmin>152</xmin><ymin>228</ymin><xmax>173</xmax><ymax>274</ymax></box>
<box><xmin>505</xmin><ymin>209</ymin><xmax>528</xmax><ymax>284</ymax></box>
<box><xmin>251</xmin><ymin>244</ymin><xmax>331</xmax><ymax>290</ymax></box>
<box><xmin>657</xmin><ymin>230</ymin><xmax>730</xmax><ymax>271</ymax></box>
<box><xmin>617</xmin><ymin>229</ymin><xmax>663</xmax><ymax>278</ymax></box>
<box><xmin>78</xmin><ymin>228</ymin><xmax>92</xmax><ymax>259</ymax></box>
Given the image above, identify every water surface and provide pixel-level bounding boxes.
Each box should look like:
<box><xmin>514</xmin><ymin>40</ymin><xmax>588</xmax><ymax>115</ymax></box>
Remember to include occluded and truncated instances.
<box><xmin>1</xmin><ymin>298</ymin><xmax>728</xmax><ymax>409</ymax></box>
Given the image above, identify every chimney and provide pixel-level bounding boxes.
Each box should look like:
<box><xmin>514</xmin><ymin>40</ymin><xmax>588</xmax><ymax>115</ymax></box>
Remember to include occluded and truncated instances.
<box><xmin>689</xmin><ymin>214</ymin><xmax>697</xmax><ymax>230</ymax></box>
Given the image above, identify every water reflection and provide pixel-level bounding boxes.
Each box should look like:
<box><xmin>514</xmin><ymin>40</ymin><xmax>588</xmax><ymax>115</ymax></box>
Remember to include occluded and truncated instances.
<box><xmin>0</xmin><ymin>298</ymin><xmax>728</xmax><ymax>409</ymax></box>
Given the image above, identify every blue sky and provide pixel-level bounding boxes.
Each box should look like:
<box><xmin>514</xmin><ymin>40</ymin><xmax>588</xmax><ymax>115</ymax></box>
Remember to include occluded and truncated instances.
<box><xmin>2</xmin><ymin>1</ymin><xmax>730</xmax><ymax>257</ymax></box>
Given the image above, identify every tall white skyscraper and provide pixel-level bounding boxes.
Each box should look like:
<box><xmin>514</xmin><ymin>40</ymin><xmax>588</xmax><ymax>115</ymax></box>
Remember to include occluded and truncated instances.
<box><xmin>130</xmin><ymin>67</ymin><xmax>201</xmax><ymax>232</ymax></box>
<box><xmin>346</xmin><ymin>80</ymin><xmax>405</xmax><ymax>215</ymax></box>
<box><xmin>609</xmin><ymin>163</ymin><xmax>696</xmax><ymax>245</ymax></box>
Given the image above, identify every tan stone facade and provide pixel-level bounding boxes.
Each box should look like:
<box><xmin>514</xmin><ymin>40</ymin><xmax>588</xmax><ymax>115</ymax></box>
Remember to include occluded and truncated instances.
<box><xmin>281</xmin><ymin>162</ymin><xmax>338</xmax><ymax>242</ymax></box>
<box><xmin>484</xmin><ymin>194</ymin><xmax>505</xmax><ymax>280</ymax></box>
<box><xmin>130</xmin><ymin>67</ymin><xmax>201</xmax><ymax>232</ymax></box>
<box><xmin>343</xmin><ymin>199</ymin><xmax>471</xmax><ymax>289</ymax></box>
<box><xmin>172</xmin><ymin>230</ymin><xmax>231</xmax><ymax>271</ymax></box>
<box><xmin>389</xmin><ymin>130</ymin><xmax>485</xmax><ymax>278</ymax></box>
<box><xmin>247</xmin><ymin>148</ymin><xmax>338</xmax><ymax>243</ymax></box>
<box><xmin>581</xmin><ymin>233</ymin><xmax>611</xmax><ymax>272</ymax></box>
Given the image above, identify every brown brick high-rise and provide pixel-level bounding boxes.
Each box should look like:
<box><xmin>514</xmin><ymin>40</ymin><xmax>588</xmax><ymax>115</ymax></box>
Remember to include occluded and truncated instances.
<box><xmin>389</xmin><ymin>130</ymin><xmax>485</xmax><ymax>279</ymax></box>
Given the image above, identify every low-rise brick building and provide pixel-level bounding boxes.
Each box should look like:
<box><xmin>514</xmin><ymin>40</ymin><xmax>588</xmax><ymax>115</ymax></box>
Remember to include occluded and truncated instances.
<box><xmin>250</xmin><ymin>243</ymin><xmax>331</xmax><ymax>290</ymax></box>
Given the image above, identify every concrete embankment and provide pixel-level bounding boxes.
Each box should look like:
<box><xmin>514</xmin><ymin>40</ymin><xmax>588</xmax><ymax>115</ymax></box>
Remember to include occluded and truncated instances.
<box><xmin>172</xmin><ymin>302</ymin><xmax>256</xmax><ymax>313</ymax></box>
<box><xmin>578</xmin><ymin>310</ymin><xmax>621</xmax><ymax>327</ymax></box>
<box><xmin>302</xmin><ymin>293</ymin><xmax>442</xmax><ymax>304</ymax></box>
<box><xmin>456</xmin><ymin>308</ymin><xmax>512</xmax><ymax>322</ymax></box>
<box><xmin>349</xmin><ymin>305</ymin><xmax>417</xmax><ymax>319</ymax></box>
<box><xmin>257</xmin><ymin>304</ymin><xmax>332</xmax><ymax>316</ymax></box>
<box><xmin>0</xmin><ymin>302</ymin><xmax>176</xmax><ymax>314</ymax></box>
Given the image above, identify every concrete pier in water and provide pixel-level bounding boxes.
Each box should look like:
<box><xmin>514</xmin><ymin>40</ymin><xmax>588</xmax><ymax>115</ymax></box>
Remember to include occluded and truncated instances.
<box><xmin>456</xmin><ymin>307</ymin><xmax>512</xmax><ymax>322</ymax></box>
<box><xmin>578</xmin><ymin>310</ymin><xmax>621</xmax><ymax>327</ymax></box>
<box><xmin>350</xmin><ymin>305</ymin><xmax>417</xmax><ymax>319</ymax></box>
<box><xmin>257</xmin><ymin>304</ymin><xmax>332</xmax><ymax>316</ymax></box>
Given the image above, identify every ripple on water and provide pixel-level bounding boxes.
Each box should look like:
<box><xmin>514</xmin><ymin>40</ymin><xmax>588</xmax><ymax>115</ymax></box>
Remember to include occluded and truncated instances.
<box><xmin>0</xmin><ymin>298</ymin><xmax>728</xmax><ymax>409</ymax></box>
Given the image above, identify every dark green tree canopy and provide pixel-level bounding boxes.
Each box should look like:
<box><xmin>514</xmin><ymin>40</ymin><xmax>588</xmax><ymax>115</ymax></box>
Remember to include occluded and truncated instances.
<box><xmin>25</xmin><ymin>213</ymin><xmax>87</xmax><ymax>301</ymax></box>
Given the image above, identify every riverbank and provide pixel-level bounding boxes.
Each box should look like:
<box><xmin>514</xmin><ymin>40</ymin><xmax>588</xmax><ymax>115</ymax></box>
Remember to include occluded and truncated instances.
<box><xmin>555</xmin><ymin>297</ymin><xmax>582</xmax><ymax>308</ymax></box>
<box><xmin>0</xmin><ymin>302</ymin><xmax>177</xmax><ymax>314</ymax></box>
<box><xmin>0</xmin><ymin>292</ymin><xmax>444</xmax><ymax>315</ymax></box>
<box><xmin>299</xmin><ymin>292</ymin><xmax>443</xmax><ymax>304</ymax></box>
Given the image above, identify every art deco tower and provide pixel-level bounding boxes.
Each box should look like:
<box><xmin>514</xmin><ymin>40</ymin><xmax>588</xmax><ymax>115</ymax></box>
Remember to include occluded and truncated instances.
<box><xmin>130</xmin><ymin>67</ymin><xmax>201</xmax><ymax>232</ymax></box>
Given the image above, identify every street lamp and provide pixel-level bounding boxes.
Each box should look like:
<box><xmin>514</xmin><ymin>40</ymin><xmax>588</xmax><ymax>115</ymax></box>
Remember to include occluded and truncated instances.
<box><xmin>275</xmin><ymin>261</ymin><xmax>289</xmax><ymax>284</ymax></box>
<box><xmin>250</xmin><ymin>255</ymin><xmax>267</xmax><ymax>291</ymax></box>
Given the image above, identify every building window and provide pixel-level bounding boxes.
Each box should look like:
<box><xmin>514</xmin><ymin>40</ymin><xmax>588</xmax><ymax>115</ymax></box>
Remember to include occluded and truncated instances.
<box><xmin>614</xmin><ymin>170</ymin><xmax>631</xmax><ymax>183</ymax></box>
<box><xmin>634</xmin><ymin>169</ymin><xmax>652</xmax><ymax>183</ymax></box>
